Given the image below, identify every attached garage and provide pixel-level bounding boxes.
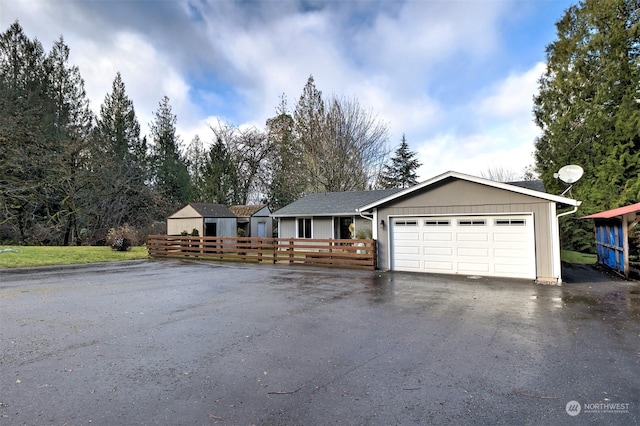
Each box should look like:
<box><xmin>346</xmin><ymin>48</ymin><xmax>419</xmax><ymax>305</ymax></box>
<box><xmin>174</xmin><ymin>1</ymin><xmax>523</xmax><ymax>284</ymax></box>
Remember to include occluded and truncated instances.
<box><xmin>358</xmin><ymin>171</ymin><xmax>581</xmax><ymax>284</ymax></box>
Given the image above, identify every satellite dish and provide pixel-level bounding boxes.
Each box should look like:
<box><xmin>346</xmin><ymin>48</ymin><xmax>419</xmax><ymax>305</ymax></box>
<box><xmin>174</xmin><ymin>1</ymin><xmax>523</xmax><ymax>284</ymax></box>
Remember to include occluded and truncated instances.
<box><xmin>557</xmin><ymin>165</ymin><xmax>584</xmax><ymax>184</ymax></box>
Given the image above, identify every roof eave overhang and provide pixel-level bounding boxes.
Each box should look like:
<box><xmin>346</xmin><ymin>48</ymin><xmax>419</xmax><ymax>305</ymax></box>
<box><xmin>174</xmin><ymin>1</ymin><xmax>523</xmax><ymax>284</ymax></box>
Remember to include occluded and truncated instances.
<box><xmin>358</xmin><ymin>171</ymin><xmax>581</xmax><ymax>211</ymax></box>
<box><xmin>271</xmin><ymin>212</ymin><xmax>359</xmax><ymax>218</ymax></box>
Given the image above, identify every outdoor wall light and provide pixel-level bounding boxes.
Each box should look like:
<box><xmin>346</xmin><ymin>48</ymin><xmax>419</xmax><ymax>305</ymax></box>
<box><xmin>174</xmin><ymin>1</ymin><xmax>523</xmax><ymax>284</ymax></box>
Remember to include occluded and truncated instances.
<box><xmin>380</xmin><ymin>219</ymin><xmax>385</xmax><ymax>227</ymax></box>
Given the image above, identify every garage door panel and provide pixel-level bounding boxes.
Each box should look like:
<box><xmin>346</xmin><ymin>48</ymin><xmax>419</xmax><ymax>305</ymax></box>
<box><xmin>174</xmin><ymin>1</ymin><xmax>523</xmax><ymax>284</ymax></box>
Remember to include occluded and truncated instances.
<box><xmin>394</xmin><ymin>246</ymin><xmax>421</xmax><ymax>255</ymax></box>
<box><xmin>424</xmin><ymin>247</ymin><xmax>453</xmax><ymax>256</ymax></box>
<box><xmin>423</xmin><ymin>232</ymin><xmax>452</xmax><ymax>241</ymax></box>
<box><xmin>457</xmin><ymin>233</ymin><xmax>489</xmax><ymax>242</ymax></box>
<box><xmin>458</xmin><ymin>262</ymin><xmax>490</xmax><ymax>273</ymax></box>
<box><xmin>391</xmin><ymin>214</ymin><xmax>535</xmax><ymax>279</ymax></box>
<box><xmin>494</xmin><ymin>263</ymin><xmax>527</xmax><ymax>274</ymax></box>
<box><xmin>394</xmin><ymin>233</ymin><xmax>420</xmax><ymax>241</ymax></box>
<box><xmin>493</xmin><ymin>233</ymin><xmax>526</xmax><ymax>243</ymax></box>
<box><xmin>494</xmin><ymin>248</ymin><xmax>528</xmax><ymax>258</ymax></box>
<box><xmin>457</xmin><ymin>247</ymin><xmax>489</xmax><ymax>257</ymax></box>
<box><xmin>424</xmin><ymin>261</ymin><xmax>454</xmax><ymax>271</ymax></box>
<box><xmin>394</xmin><ymin>259</ymin><xmax>421</xmax><ymax>269</ymax></box>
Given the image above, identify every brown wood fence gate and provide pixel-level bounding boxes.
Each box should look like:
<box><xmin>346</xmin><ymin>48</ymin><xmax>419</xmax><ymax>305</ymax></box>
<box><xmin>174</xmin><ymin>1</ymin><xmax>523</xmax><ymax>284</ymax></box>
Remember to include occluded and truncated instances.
<box><xmin>146</xmin><ymin>235</ymin><xmax>377</xmax><ymax>270</ymax></box>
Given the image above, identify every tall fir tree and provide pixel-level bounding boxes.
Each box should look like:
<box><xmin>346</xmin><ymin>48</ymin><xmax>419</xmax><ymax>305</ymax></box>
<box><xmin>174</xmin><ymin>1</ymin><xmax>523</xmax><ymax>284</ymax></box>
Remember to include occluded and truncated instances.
<box><xmin>149</xmin><ymin>96</ymin><xmax>192</xmax><ymax>215</ymax></box>
<box><xmin>46</xmin><ymin>36</ymin><xmax>95</xmax><ymax>245</ymax></box>
<box><xmin>0</xmin><ymin>22</ymin><xmax>53</xmax><ymax>243</ymax></box>
<box><xmin>201</xmin><ymin>137</ymin><xmax>241</xmax><ymax>205</ymax></box>
<box><xmin>377</xmin><ymin>134</ymin><xmax>421</xmax><ymax>189</ymax></box>
<box><xmin>89</xmin><ymin>72</ymin><xmax>153</xmax><ymax>236</ymax></box>
<box><xmin>294</xmin><ymin>75</ymin><xmax>326</xmax><ymax>193</ymax></box>
<box><xmin>266</xmin><ymin>94</ymin><xmax>305</xmax><ymax>210</ymax></box>
<box><xmin>185</xmin><ymin>135</ymin><xmax>208</xmax><ymax>202</ymax></box>
<box><xmin>533</xmin><ymin>0</ymin><xmax>640</xmax><ymax>251</ymax></box>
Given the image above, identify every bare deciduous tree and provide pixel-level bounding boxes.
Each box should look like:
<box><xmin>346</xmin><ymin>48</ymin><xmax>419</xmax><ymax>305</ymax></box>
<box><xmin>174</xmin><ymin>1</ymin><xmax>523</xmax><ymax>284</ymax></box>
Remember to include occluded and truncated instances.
<box><xmin>480</xmin><ymin>166</ymin><xmax>520</xmax><ymax>183</ymax></box>
<box><xmin>209</xmin><ymin>120</ymin><xmax>272</xmax><ymax>204</ymax></box>
<box><xmin>294</xmin><ymin>76</ymin><xmax>390</xmax><ymax>193</ymax></box>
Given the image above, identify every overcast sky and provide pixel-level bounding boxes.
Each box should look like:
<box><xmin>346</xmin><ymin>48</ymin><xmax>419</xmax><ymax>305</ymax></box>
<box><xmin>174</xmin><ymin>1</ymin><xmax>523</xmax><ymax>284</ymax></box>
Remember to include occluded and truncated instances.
<box><xmin>2</xmin><ymin>0</ymin><xmax>575</xmax><ymax>181</ymax></box>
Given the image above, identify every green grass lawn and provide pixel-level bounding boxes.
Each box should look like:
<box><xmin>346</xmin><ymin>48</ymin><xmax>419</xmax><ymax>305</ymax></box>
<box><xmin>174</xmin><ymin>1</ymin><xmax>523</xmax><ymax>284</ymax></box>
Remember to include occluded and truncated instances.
<box><xmin>561</xmin><ymin>249</ymin><xmax>596</xmax><ymax>264</ymax></box>
<box><xmin>0</xmin><ymin>246</ymin><xmax>149</xmax><ymax>268</ymax></box>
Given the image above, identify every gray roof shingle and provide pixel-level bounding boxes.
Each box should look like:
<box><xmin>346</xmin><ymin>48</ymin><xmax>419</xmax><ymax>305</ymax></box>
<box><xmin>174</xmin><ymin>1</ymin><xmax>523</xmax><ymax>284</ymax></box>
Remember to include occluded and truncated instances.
<box><xmin>189</xmin><ymin>203</ymin><xmax>236</xmax><ymax>218</ymax></box>
<box><xmin>271</xmin><ymin>188</ymin><xmax>403</xmax><ymax>217</ymax></box>
<box><xmin>506</xmin><ymin>180</ymin><xmax>546</xmax><ymax>193</ymax></box>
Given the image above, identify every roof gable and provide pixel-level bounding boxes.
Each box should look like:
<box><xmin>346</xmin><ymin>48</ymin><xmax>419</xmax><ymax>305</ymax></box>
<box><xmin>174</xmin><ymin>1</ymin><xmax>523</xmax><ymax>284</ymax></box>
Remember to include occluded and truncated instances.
<box><xmin>272</xmin><ymin>188</ymin><xmax>402</xmax><ymax>217</ymax></box>
<box><xmin>169</xmin><ymin>203</ymin><xmax>236</xmax><ymax>219</ymax></box>
<box><xmin>358</xmin><ymin>171</ymin><xmax>580</xmax><ymax>211</ymax></box>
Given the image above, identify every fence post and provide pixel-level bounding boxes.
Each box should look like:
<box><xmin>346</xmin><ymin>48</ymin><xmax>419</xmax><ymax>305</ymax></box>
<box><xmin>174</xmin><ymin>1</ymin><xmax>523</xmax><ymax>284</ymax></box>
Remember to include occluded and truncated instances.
<box><xmin>288</xmin><ymin>239</ymin><xmax>294</xmax><ymax>264</ymax></box>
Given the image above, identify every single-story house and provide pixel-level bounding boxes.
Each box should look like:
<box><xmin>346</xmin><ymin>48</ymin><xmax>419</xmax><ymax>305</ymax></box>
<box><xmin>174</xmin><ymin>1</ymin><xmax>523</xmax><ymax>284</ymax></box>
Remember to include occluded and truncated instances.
<box><xmin>273</xmin><ymin>171</ymin><xmax>581</xmax><ymax>284</ymax></box>
<box><xmin>167</xmin><ymin>203</ymin><xmax>237</xmax><ymax>237</ymax></box>
<box><xmin>229</xmin><ymin>204</ymin><xmax>273</xmax><ymax>238</ymax></box>
<box><xmin>271</xmin><ymin>188</ymin><xmax>402</xmax><ymax>240</ymax></box>
<box><xmin>581</xmin><ymin>203</ymin><xmax>640</xmax><ymax>278</ymax></box>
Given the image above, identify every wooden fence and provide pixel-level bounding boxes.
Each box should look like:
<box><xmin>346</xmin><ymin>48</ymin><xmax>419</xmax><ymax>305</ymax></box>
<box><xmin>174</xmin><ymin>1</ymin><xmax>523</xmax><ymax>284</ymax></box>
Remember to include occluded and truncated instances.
<box><xmin>146</xmin><ymin>235</ymin><xmax>377</xmax><ymax>270</ymax></box>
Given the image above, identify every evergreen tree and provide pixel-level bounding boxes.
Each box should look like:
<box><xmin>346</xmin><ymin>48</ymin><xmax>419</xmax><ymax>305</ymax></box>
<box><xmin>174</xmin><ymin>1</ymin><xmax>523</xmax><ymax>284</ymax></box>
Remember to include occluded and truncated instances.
<box><xmin>0</xmin><ymin>22</ymin><xmax>53</xmax><ymax>243</ymax></box>
<box><xmin>149</xmin><ymin>96</ymin><xmax>192</xmax><ymax>214</ymax></box>
<box><xmin>294</xmin><ymin>75</ymin><xmax>325</xmax><ymax>193</ymax></box>
<box><xmin>377</xmin><ymin>134</ymin><xmax>421</xmax><ymax>189</ymax></box>
<box><xmin>266</xmin><ymin>94</ymin><xmax>305</xmax><ymax>210</ymax></box>
<box><xmin>533</xmin><ymin>0</ymin><xmax>640</xmax><ymax>251</ymax></box>
<box><xmin>185</xmin><ymin>135</ymin><xmax>208</xmax><ymax>202</ymax></box>
<box><xmin>46</xmin><ymin>36</ymin><xmax>94</xmax><ymax>245</ymax></box>
<box><xmin>89</xmin><ymin>72</ymin><xmax>153</xmax><ymax>237</ymax></box>
<box><xmin>201</xmin><ymin>137</ymin><xmax>241</xmax><ymax>205</ymax></box>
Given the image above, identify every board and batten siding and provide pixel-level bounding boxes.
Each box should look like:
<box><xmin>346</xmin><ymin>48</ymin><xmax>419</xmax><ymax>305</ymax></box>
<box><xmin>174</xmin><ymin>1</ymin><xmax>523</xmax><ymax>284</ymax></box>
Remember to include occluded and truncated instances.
<box><xmin>373</xmin><ymin>179</ymin><xmax>556</xmax><ymax>281</ymax></box>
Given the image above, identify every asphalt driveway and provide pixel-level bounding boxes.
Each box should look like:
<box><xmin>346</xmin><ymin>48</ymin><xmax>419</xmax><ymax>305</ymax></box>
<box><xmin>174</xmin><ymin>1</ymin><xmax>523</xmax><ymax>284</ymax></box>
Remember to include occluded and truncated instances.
<box><xmin>1</xmin><ymin>260</ymin><xmax>638</xmax><ymax>425</ymax></box>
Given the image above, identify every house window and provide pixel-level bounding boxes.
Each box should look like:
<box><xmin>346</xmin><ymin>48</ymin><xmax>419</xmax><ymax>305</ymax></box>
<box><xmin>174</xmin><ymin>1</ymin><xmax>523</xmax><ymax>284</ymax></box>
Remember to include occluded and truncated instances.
<box><xmin>297</xmin><ymin>218</ymin><xmax>312</xmax><ymax>238</ymax></box>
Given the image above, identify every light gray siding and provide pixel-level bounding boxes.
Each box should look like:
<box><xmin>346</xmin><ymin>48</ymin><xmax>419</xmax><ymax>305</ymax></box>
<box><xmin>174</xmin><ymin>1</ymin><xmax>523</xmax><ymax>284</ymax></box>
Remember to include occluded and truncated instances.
<box><xmin>279</xmin><ymin>218</ymin><xmax>296</xmax><ymax>238</ymax></box>
<box><xmin>312</xmin><ymin>217</ymin><xmax>333</xmax><ymax>239</ymax></box>
<box><xmin>374</xmin><ymin>180</ymin><xmax>555</xmax><ymax>281</ymax></box>
<box><xmin>204</xmin><ymin>218</ymin><xmax>237</xmax><ymax>237</ymax></box>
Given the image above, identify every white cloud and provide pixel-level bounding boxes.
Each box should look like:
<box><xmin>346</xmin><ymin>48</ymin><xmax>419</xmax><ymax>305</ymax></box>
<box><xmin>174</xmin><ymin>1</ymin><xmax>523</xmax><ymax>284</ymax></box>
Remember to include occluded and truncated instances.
<box><xmin>414</xmin><ymin>63</ymin><xmax>546</xmax><ymax>181</ymax></box>
<box><xmin>477</xmin><ymin>62</ymin><xmax>546</xmax><ymax>119</ymax></box>
<box><xmin>1</xmin><ymin>0</ymin><xmax>563</xmax><ymax>176</ymax></box>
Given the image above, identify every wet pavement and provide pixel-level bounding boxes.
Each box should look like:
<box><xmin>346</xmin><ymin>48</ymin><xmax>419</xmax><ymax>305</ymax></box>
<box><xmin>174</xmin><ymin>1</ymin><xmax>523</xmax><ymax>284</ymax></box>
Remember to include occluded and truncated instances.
<box><xmin>0</xmin><ymin>259</ymin><xmax>638</xmax><ymax>425</ymax></box>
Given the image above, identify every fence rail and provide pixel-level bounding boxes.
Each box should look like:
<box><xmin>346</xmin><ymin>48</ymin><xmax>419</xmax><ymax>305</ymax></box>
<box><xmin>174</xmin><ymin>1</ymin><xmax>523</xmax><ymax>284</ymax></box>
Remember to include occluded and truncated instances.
<box><xmin>146</xmin><ymin>235</ymin><xmax>377</xmax><ymax>270</ymax></box>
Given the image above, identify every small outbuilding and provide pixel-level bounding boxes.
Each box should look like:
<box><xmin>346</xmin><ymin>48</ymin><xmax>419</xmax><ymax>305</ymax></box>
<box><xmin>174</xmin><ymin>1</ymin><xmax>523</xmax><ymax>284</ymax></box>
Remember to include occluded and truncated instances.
<box><xmin>581</xmin><ymin>203</ymin><xmax>640</xmax><ymax>278</ymax></box>
<box><xmin>229</xmin><ymin>204</ymin><xmax>273</xmax><ymax>238</ymax></box>
<box><xmin>167</xmin><ymin>203</ymin><xmax>237</xmax><ymax>237</ymax></box>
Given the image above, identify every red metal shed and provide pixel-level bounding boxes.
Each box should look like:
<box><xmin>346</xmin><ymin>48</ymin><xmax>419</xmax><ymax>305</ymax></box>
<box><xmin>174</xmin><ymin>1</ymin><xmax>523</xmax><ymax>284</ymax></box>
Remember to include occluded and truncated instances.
<box><xmin>581</xmin><ymin>203</ymin><xmax>640</xmax><ymax>278</ymax></box>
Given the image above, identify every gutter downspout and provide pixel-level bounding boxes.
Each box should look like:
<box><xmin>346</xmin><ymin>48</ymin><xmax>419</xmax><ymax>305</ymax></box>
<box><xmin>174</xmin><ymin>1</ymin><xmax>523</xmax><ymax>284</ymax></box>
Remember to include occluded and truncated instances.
<box><xmin>357</xmin><ymin>209</ymin><xmax>373</xmax><ymax>222</ymax></box>
<box><xmin>556</xmin><ymin>203</ymin><xmax>581</xmax><ymax>219</ymax></box>
<box><xmin>551</xmin><ymin>201</ymin><xmax>581</xmax><ymax>285</ymax></box>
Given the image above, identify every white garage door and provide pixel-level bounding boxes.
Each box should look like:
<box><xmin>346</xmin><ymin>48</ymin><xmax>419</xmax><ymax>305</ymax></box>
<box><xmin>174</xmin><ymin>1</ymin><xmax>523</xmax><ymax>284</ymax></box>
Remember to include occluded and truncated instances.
<box><xmin>391</xmin><ymin>215</ymin><xmax>535</xmax><ymax>279</ymax></box>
